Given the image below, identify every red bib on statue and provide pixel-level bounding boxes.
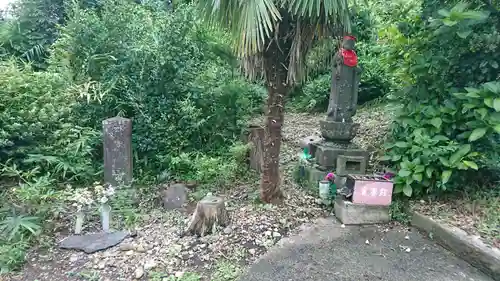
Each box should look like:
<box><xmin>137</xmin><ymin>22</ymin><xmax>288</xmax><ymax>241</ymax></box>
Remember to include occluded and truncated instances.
<box><xmin>340</xmin><ymin>48</ymin><xmax>358</xmax><ymax>67</ymax></box>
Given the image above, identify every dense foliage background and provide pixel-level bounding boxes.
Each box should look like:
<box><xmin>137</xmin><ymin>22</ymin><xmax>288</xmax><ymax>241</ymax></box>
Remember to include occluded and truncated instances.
<box><xmin>380</xmin><ymin>0</ymin><xmax>500</xmax><ymax>197</ymax></box>
<box><xmin>0</xmin><ymin>0</ymin><xmax>498</xmax><ymax>274</ymax></box>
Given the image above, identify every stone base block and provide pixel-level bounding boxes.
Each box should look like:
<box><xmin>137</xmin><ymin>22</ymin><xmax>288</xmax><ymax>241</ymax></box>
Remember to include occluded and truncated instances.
<box><xmin>299</xmin><ymin>135</ymin><xmax>323</xmax><ymax>156</ymax></box>
<box><xmin>320</xmin><ymin>120</ymin><xmax>359</xmax><ymax>142</ymax></box>
<box><xmin>296</xmin><ymin>164</ymin><xmax>329</xmax><ymax>192</ymax></box>
<box><xmin>336</xmin><ymin>155</ymin><xmax>367</xmax><ymax>176</ymax></box>
<box><xmin>334</xmin><ymin>198</ymin><xmax>390</xmax><ymax>225</ymax></box>
<box><xmin>314</xmin><ymin>143</ymin><xmax>369</xmax><ymax>170</ymax></box>
<box><xmin>304</xmin><ymin>166</ymin><xmax>329</xmax><ymax>186</ymax></box>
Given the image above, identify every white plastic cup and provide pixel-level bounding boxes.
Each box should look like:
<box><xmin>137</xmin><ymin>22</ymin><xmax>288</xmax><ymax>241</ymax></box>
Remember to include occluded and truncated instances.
<box><xmin>319</xmin><ymin>180</ymin><xmax>331</xmax><ymax>204</ymax></box>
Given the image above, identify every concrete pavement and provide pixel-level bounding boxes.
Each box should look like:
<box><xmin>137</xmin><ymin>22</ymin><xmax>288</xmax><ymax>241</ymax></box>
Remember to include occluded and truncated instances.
<box><xmin>239</xmin><ymin>218</ymin><xmax>494</xmax><ymax>281</ymax></box>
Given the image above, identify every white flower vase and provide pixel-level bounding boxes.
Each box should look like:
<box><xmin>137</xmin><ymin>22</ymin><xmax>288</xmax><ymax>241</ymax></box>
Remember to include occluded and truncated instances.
<box><xmin>100</xmin><ymin>204</ymin><xmax>111</xmax><ymax>233</ymax></box>
<box><xmin>318</xmin><ymin>180</ymin><xmax>331</xmax><ymax>205</ymax></box>
<box><xmin>75</xmin><ymin>211</ymin><xmax>84</xmax><ymax>235</ymax></box>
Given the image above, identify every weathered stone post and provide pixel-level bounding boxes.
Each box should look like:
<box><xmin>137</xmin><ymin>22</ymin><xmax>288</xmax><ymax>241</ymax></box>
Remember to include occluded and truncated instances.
<box><xmin>103</xmin><ymin>117</ymin><xmax>133</xmax><ymax>187</ymax></box>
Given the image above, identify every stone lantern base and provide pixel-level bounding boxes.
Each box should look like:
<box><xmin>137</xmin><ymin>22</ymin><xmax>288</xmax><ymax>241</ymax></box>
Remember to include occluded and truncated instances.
<box><xmin>296</xmin><ymin>139</ymin><xmax>370</xmax><ymax>194</ymax></box>
<box><xmin>319</xmin><ymin>120</ymin><xmax>359</xmax><ymax>142</ymax></box>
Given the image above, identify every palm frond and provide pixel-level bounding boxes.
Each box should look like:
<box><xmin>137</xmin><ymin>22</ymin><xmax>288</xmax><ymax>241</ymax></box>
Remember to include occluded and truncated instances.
<box><xmin>241</xmin><ymin>54</ymin><xmax>264</xmax><ymax>81</ymax></box>
<box><xmin>282</xmin><ymin>0</ymin><xmax>350</xmax><ymax>84</ymax></box>
<box><xmin>198</xmin><ymin>0</ymin><xmax>352</xmax><ymax>84</ymax></box>
<box><xmin>279</xmin><ymin>0</ymin><xmax>351</xmax><ymax>31</ymax></box>
<box><xmin>287</xmin><ymin>20</ymin><xmax>314</xmax><ymax>84</ymax></box>
<box><xmin>197</xmin><ymin>0</ymin><xmax>281</xmax><ymax>56</ymax></box>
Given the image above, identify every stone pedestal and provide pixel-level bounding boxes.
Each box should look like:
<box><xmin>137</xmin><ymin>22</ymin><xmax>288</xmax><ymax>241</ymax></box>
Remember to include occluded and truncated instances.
<box><xmin>312</xmin><ymin>142</ymin><xmax>369</xmax><ymax>170</ymax></box>
<box><xmin>296</xmin><ymin>138</ymin><xmax>369</xmax><ymax>193</ymax></box>
<box><xmin>336</xmin><ymin>155</ymin><xmax>367</xmax><ymax>176</ymax></box>
<box><xmin>299</xmin><ymin>135</ymin><xmax>323</xmax><ymax>156</ymax></box>
<box><xmin>334</xmin><ymin>198</ymin><xmax>390</xmax><ymax>225</ymax></box>
<box><xmin>320</xmin><ymin>120</ymin><xmax>359</xmax><ymax>142</ymax></box>
<box><xmin>304</xmin><ymin>166</ymin><xmax>330</xmax><ymax>186</ymax></box>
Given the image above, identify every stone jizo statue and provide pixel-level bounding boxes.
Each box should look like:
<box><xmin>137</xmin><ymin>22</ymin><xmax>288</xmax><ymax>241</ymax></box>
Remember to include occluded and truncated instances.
<box><xmin>326</xmin><ymin>35</ymin><xmax>362</xmax><ymax>123</ymax></box>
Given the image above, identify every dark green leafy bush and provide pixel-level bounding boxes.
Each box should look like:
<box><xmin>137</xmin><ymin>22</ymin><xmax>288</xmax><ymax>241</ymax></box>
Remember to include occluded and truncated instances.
<box><xmin>49</xmin><ymin>1</ymin><xmax>265</xmax><ymax>177</ymax></box>
<box><xmin>0</xmin><ymin>60</ymin><xmax>99</xmax><ymax>271</ymax></box>
<box><xmin>0</xmin><ymin>0</ymin><xmax>65</xmax><ymax>68</ymax></box>
<box><xmin>290</xmin><ymin>42</ymin><xmax>391</xmax><ymax>112</ymax></box>
<box><xmin>381</xmin><ymin>2</ymin><xmax>500</xmax><ymax>197</ymax></box>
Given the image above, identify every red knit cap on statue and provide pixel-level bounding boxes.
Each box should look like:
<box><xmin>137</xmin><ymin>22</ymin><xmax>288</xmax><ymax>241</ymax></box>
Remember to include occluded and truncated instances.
<box><xmin>344</xmin><ymin>35</ymin><xmax>356</xmax><ymax>41</ymax></box>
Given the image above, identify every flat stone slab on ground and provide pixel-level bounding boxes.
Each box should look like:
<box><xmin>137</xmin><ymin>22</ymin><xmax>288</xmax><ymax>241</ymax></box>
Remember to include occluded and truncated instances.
<box><xmin>239</xmin><ymin>218</ymin><xmax>494</xmax><ymax>281</ymax></box>
<box><xmin>59</xmin><ymin>231</ymin><xmax>128</xmax><ymax>253</ymax></box>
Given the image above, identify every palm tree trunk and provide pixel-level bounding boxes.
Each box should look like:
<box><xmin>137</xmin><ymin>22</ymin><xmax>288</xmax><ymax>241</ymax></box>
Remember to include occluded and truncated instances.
<box><xmin>260</xmin><ymin>17</ymin><xmax>292</xmax><ymax>204</ymax></box>
<box><xmin>260</xmin><ymin>64</ymin><xmax>287</xmax><ymax>204</ymax></box>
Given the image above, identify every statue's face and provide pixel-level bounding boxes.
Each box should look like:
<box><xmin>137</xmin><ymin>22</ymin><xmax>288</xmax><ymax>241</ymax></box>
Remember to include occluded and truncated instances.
<box><xmin>342</xmin><ymin>39</ymin><xmax>355</xmax><ymax>50</ymax></box>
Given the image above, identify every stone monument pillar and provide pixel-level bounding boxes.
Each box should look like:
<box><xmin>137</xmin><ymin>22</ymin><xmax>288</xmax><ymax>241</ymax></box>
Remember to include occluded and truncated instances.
<box><xmin>322</xmin><ymin>35</ymin><xmax>362</xmax><ymax>141</ymax></box>
<box><xmin>103</xmin><ymin>117</ymin><xmax>133</xmax><ymax>187</ymax></box>
<box><xmin>299</xmin><ymin>35</ymin><xmax>369</xmax><ymax>191</ymax></box>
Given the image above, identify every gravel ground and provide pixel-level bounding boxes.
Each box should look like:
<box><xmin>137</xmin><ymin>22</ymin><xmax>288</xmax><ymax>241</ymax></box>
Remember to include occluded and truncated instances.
<box><xmin>7</xmin><ymin>106</ymin><xmax>393</xmax><ymax>281</ymax></box>
<box><xmin>10</xmin><ymin>185</ymin><xmax>327</xmax><ymax>281</ymax></box>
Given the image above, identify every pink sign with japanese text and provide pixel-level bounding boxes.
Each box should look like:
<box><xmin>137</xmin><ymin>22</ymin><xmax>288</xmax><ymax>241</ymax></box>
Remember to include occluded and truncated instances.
<box><xmin>349</xmin><ymin>175</ymin><xmax>394</xmax><ymax>206</ymax></box>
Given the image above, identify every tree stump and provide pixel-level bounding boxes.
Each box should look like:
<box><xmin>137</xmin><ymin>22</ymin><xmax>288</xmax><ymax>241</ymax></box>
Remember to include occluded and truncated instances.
<box><xmin>185</xmin><ymin>195</ymin><xmax>229</xmax><ymax>236</ymax></box>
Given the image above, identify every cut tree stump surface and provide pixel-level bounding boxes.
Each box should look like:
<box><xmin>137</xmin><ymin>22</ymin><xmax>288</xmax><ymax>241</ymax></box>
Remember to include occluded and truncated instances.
<box><xmin>185</xmin><ymin>195</ymin><xmax>229</xmax><ymax>236</ymax></box>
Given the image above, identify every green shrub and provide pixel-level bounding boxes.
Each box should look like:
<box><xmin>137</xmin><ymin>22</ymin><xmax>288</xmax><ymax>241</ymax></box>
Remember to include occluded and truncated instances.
<box><xmin>49</xmin><ymin>1</ymin><xmax>265</xmax><ymax>176</ymax></box>
<box><xmin>0</xmin><ymin>2</ymin><xmax>264</xmax><ymax>272</ymax></box>
<box><xmin>0</xmin><ymin>238</ymin><xmax>31</xmax><ymax>273</ymax></box>
<box><xmin>356</xmin><ymin>42</ymin><xmax>391</xmax><ymax>104</ymax></box>
<box><xmin>0</xmin><ymin>0</ymin><xmax>65</xmax><ymax>68</ymax></box>
<box><xmin>0</xmin><ymin>60</ymin><xmax>99</xmax><ymax>182</ymax></box>
<box><xmin>381</xmin><ymin>2</ymin><xmax>500</xmax><ymax>197</ymax></box>
<box><xmin>290</xmin><ymin>73</ymin><xmax>330</xmax><ymax>112</ymax></box>
<box><xmin>168</xmin><ymin>143</ymin><xmax>250</xmax><ymax>185</ymax></box>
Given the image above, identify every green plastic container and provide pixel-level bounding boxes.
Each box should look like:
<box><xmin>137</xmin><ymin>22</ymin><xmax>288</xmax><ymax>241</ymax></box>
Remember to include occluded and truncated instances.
<box><xmin>330</xmin><ymin>182</ymin><xmax>337</xmax><ymax>199</ymax></box>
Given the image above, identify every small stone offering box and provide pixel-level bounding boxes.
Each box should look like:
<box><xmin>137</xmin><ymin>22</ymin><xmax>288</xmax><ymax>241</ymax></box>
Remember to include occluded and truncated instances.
<box><xmin>334</xmin><ymin>198</ymin><xmax>390</xmax><ymax>225</ymax></box>
<box><xmin>346</xmin><ymin>175</ymin><xmax>393</xmax><ymax>206</ymax></box>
